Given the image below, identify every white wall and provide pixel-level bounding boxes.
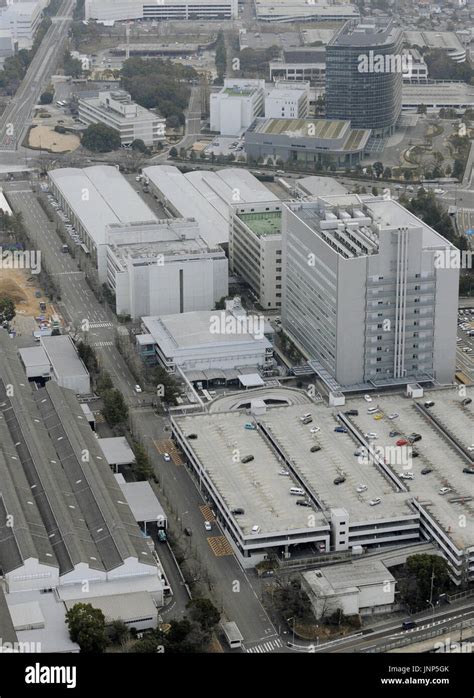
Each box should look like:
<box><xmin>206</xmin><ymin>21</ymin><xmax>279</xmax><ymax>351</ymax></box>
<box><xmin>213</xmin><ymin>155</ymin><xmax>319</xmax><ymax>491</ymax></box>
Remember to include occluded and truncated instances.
<box><xmin>6</xmin><ymin>558</ymin><xmax>59</xmax><ymax>593</ymax></box>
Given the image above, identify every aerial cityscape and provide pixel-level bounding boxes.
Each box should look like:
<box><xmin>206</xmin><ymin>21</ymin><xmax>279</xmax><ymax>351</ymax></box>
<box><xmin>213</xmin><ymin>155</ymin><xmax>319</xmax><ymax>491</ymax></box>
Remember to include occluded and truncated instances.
<box><xmin>0</xmin><ymin>0</ymin><xmax>472</xmax><ymax>683</ymax></box>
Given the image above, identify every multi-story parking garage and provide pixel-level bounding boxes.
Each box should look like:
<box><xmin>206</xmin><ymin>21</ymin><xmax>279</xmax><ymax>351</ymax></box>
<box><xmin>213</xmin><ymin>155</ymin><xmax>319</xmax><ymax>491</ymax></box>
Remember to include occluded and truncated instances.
<box><xmin>171</xmin><ymin>387</ymin><xmax>473</xmax><ymax>582</ymax></box>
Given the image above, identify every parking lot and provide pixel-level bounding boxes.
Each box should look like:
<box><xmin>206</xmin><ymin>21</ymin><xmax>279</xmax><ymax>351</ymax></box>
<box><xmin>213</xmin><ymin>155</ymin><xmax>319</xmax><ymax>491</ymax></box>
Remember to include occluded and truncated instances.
<box><xmin>45</xmin><ymin>193</ymin><xmax>82</xmax><ymax>248</ymax></box>
<box><xmin>456</xmin><ymin>306</ymin><xmax>474</xmax><ymax>382</ymax></box>
<box><xmin>205</xmin><ymin>136</ymin><xmax>246</xmax><ymax>159</ymax></box>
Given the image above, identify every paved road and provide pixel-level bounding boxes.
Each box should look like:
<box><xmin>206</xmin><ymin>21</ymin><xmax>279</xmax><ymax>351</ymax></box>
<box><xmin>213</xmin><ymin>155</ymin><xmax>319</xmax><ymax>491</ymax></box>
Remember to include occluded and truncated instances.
<box><xmin>0</xmin><ymin>0</ymin><xmax>76</xmax><ymax>152</ymax></box>
<box><xmin>6</xmin><ymin>182</ymin><xmax>280</xmax><ymax>650</ymax></box>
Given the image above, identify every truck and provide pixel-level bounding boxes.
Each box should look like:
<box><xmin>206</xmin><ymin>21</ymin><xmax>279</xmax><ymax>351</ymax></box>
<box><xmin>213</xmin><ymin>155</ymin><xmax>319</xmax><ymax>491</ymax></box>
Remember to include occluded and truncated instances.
<box><xmin>221</xmin><ymin>621</ymin><xmax>243</xmax><ymax>649</ymax></box>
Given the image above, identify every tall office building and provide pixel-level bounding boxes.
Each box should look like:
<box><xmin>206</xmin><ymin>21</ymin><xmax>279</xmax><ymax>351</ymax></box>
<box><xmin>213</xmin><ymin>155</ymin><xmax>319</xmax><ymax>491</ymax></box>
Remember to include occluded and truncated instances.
<box><xmin>325</xmin><ymin>18</ymin><xmax>403</xmax><ymax>137</ymax></box>
<box><xmin>281</xmin><ymin>195</ymin><xmax>459</xmax><ymax>389</ymax></box>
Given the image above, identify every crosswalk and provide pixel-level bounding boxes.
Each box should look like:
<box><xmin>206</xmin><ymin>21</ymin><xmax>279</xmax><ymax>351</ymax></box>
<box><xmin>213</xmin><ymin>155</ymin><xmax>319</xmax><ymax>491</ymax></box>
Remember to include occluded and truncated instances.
<box><xmin>153</xmin><ymin>438</ymin><xmax>184</xmax><ymax>465</ymax></box>
<box><xmin>245</xmin><ymin>638</ymin><xmax>284</xmax><ymax>654</ymax></box>
<box><xmin>89</xmin><ymin>322</ymin><xmax>113</xmax><ymax>329</ymax></box>
<box><xmin>92</xmin><ymin>341</ymin><xmax>113</xmax><ymax>347</ymax></box>
<box><xmin>199</xmin><ymin>504</ymin><xmax>215</xmax><ymax>522</ymax></box>
<box><xmin>207</xmin><ymin>535</ymin><xmax>234</xmax><ymax>557</ymax></box>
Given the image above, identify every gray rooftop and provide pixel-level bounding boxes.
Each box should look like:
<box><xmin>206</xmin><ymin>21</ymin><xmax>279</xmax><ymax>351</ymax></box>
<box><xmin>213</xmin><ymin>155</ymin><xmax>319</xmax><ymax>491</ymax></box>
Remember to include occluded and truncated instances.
<box><xmin>18</xmin><ymin>346</ymin><xmax>49</xmax><ymax>368</ymax></box>
<box><xmin>304</xmin><ymin>559</ymin><xmax>394</xmax><ymax>592</ymax></box>
<box><xmin>329</xmin><ymin>17</ymin><xmax>401</xmax><ymax>48</ymax></box>
<box><xmin>48</xmin><ymin>166</ymin><xmax>157</xmax><ymax>247</ymax></box>
<box><xmin>98</xmin><ymin>437</ymin><xmax>136</xmax><ymax>466</ymax></box>
<box><xmin>41</xmin><ymin>335</ymin><xmax>89</xmax><ymax>380</ymax></box>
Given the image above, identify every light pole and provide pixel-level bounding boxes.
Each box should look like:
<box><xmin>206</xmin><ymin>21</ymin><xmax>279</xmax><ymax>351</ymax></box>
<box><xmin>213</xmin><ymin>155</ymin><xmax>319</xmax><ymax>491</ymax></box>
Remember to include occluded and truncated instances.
<box><xmin>178</xmin><ymin>510</ymin><xmax>189</xmax><ymax>531</ymax></box>
<box><xmin>287</xmin><ymin>617</ymin><xmax>295</xmax><ymax>646</ymax></box>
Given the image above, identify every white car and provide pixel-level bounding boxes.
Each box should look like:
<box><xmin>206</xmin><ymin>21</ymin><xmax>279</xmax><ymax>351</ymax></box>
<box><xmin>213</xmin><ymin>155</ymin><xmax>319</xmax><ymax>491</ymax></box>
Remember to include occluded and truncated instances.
<box><xmin>439</xmin><ymin>487</ymin><xmax>451</xmax><ymax>495</ymax></box>
<box><xmin>399</xmin><ymin>472</ymin><xmax>415</xmax><ymax>480</ymax></box>
<box><xmin>388</xmin><ymin>413</ymin><xmax>399</xmax><ymax>420</ymax></box>
<box><xmin>364</xmin><ymin>395</ymin><xmax>373</xmax><ymax>402</ymax></box>
<box><xmin>204</xmin><ymin>521</ymin><xmax>212</xmax><ymax>531</ymax></box>
<box><xmin>134</xmin><ymin>385</ymin><xmax>142</xmax><ymax>393</ymax></box>
<box><xmin>365</xmin><ymin>432</ymin><xmax>377</xmax><ymax>439</ymax></box>
<box><xmin>279</xmin><ymin>469</ymin><xmax>290</xmax><ymax>476</ymax></box>
<box><xmin>369</xmin><ymin>497</ymin><xmax>381</xmax><ymax>506</ymax></box>
<box><xmin>310</xmin><ymin>426</ymin><xmax>321</xmax><ymax>434</ymax></box>
<box><xmin>467</xmin><ymin>446</ymin><xmax>474</xmax><ymax>452</ymax></box>
<box><xmin>163</xmin><ymin>452</ymin><xmax>171</xmax><ymax>462</ymax></box>
<box><xmin>433</xmin><ymin>188</ymin><xmax>445</xmax><ymax>195</ymax></box>
<box><xmin>356</xmin><ymin>484</ymin><xmax>368</xmax><ymax>493</ymax></box>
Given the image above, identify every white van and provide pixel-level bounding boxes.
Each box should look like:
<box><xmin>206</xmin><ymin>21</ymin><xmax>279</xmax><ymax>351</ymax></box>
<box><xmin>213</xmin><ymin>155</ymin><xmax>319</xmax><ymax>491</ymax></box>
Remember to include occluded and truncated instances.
<box><xmin>290</xmin><ymin>487</ymin><xmax>305</xmax><ymax>496</ymax></box>
<box><xmin>300</xmin><ymin>413</ymin><xmax>312</xmax><ymax>421</ymax></box>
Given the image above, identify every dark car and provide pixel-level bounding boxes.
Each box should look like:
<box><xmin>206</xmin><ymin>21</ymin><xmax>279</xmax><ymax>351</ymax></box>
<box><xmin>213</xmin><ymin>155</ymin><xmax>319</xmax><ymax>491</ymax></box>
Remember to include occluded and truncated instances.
<box><xmin>296</xmin><ymin>499</ymin><xmax>312</xmax><ymax>507</ymax></box>
<box><xmin>409</xmin><ymin>433</ymin><xmax>422</xmax><ymax>443</ymax></box>
<box><xmin>231</xmin><ymin>508</ymin><xmax>245</xmax><ymax>515</ymax></box>
<box><xmin>424</xmin><ymin>401</ymin><xmax>435</xmax><ymax>408</ymax></box>
<box><xmin>344</xmin><ymin>409</ymin><xmax>359</xmax><ymax>416</ymax></box>
<box><xmin>462</xmin><ymin>398</ymin><xmax>472</xmax><ymax>406</ymax></box>
<box><xmin>241</xmin><ymin>455</ymin><xmax>254</xmax><ymax>463</ymax></box>
<box><xmin>334</xmin><ymin>476</ymin><xmax>346</xmax><ymax>485</ymax></box>
<box><xmin>389</xmin><ymin>430</ymin><xmax>401</xmax><ymax>438</ymax></box>
<box><xmin>310</xmin><ymin>444</ymin><xmax>321</xmax><ymax>453</ymax></box>
<box><xmin>411</xmin><ymin>449</ymin><xmax>420</xmax><ymax>458</ymax></box>
<box><xmin>187</xmin><ymin>433</ymin><xmax>198</xmax><ymax>439</ymax></box>
<box><xmin>463</xmin><ymin>467</ymin><xmax>474</xmax><ymax>474</ymax></box>
<box><xmin>402</xmin><ymin>620</ymin><xmax>417</xmax><ymax>630</ymax></box>
<box><xmin>184</xmin><ymin>527</ymin><xmax>192</xmax><ymax>537</ymax></box>
<box><xmin>334</xmin><ymin>426</ymin><xmax>348</xmax><ymax>433</ymax></box>
<box><xmin>421</xmin><ymin>467</ymin><xmax>433</xmax><ymax>475</ymax></box>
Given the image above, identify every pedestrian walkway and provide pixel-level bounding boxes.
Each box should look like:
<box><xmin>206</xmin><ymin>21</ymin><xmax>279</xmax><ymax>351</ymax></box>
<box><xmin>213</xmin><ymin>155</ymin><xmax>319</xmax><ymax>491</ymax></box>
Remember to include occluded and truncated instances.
<box><xmin>245</xmin><ymin>638</ymin><xmax>284</xmax><ymax>653</ymax></box>
<box><xmin>200</xmin><ymin>504</ymin><xmax>215</xmax><ymax>522</ymax></box>
<box><xmin>91</xmin><ymin>341</ymin><xmax>113</xmax><ymax>347</ymax></box>
<box><xmin>89</xmin><ymin>322</ymin><xmax>113</xmax><ymax>329</ymax></box>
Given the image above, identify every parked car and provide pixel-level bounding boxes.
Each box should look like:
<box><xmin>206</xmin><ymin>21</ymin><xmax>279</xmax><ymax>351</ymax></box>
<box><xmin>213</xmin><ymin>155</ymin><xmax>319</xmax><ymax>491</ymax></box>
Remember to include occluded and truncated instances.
<box><xmin>241</xmin><ymin>455</ymin><xmax>254</xmax><ymax>463</ymax></box>
<box><xmin>134</xmin><ymin>384</ymin><xmax>142</xmax><ymax>393</ymax></box>
<box><xmin>439</xmin><ymin>487</ymin><xmax>451</xmax><ymax>495</ymax></box>
<box><xmin>163</xmin><ymin>452</ymin><xmax>171</xmax><ymax>462</ymax></box>
<box><xmin>296</xmin><ymin>499</ymin><xmax>312</xmax><ymax>507</ymax></box>
<box><xmin>462</xmin><ymin>398</ymin><xmax>472</xmax><ymax>406</ymax></box>
<box><xmin>369</xmin><ymin>497</ymin><xmax>382</xmax><ymax>506</ymax></box>
<box><xmin>333</xmin><ymin>476</ymin><xmax>346</xmax><ymax>485</ymax></box>
<box><xmin>344</xmin><ymin>409</ymin><xmax>359</xmax><ymax>416</ymax></box>
<box><xmin>462</xmin><ymin>468</ymin><xmax>474</xmax><ymax>474</ymax></box>
<box><xmin>402</xmin><ymin>620</ymin><xmax>417</xmax><ymax>630</ymax></box>
<box><xmin>388</xmin><ymin>413</ymin><xmax>399</xmax><ymax>420</ymax></box>
<box><xmin>396</xmin><ymin>439</ymin><xmax>408</xmax><ymax>446</ymax></box>
<box><xmin>364</xmin><ymin>394</ymin><xmax>373</xmax><ymax>402</ymax></box>
<box><xmin>334</xmin><ymin>426</ymin><xmax>348</xmax><ymax>433</ymax></box>
<box><xmin>399</xmin><ymin>472</ymin><xmax>414</xmax><ymax>480</ymax></box>
<box><xmin>389</xmin><ymin>430</ymin><xmax>401</xmax><ymax>437</ymax></box>
<box><xmin>279</xmin><ymin>469</ymin><xmax>290</xmax><ymax>476</ymax></box>
<box><xmin>421</xmin><ymin>467</ymin><xmax>433</xmax><ymax>475</ymax></box>
<box><xmin>231</xmin><ymin>508</ymin><xmax>245</xmax><ymax>515</ymax></box>
<box><xmin>310</xmin><ymin>426</ymin><xmax>320</xmax><ymax>433</ymax></box>
<box><xmin>409</xmin><ymin>433</ymin><xmax>422</xmax><ymax>443</ymax></box>
<box><xmin>244</xmin><ymin>422</ymin><xmax>257</xmax><ymax>430</ymax></box>
<box><xmin>204</xmin><ymin>521</ymin><xmax>212</xmax><ymax>531</ymax></box>
<box><xmin>310</xmin><ymin>444</ymin><xmax>321</xmax><ymax>453</ymax></box>
<box><xmin>356</xmin><ymin>484</ymin><xmax>367</xmax><ymax>493</ymax></box>
<box><xmin>365</xmin><ymin>432</ymin><xmax>377</xmax><ymax>439</ymax></box>
<box><xmin>187</xmin><ymin>433</ymin><xmax>198</xmax><ymax>439</ymax></box>
<box><xmin>424</xmin><ymin>401</ymin><xmax>435</xmax><ymax>408</ymax></box>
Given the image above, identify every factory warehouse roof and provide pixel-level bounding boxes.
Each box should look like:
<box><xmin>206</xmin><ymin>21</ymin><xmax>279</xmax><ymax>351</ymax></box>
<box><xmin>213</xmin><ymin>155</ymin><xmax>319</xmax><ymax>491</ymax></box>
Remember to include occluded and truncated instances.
<box><xmin>142</xmin><ymin>166</ymin><xmax>278</xmax><ymax>246</ymax></box>
<box><xmin>48</xmin><ymin>166</ymin><xmax>157</xmax><ymax>246</ymax></box>
<box><xmin>115</xmin><ymin>478</ymin><xmax>167</xmax><ymax>525</ymax></box>
<box><xmin>98</xmin><ymin>437</ymin><xmax>136</xmax><ymax>467</ymax></box>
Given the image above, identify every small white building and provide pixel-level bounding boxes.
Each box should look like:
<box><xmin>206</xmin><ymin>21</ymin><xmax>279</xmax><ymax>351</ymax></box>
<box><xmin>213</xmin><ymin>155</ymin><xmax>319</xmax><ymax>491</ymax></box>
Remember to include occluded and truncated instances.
<box><xmin>139</xmin><ymin>305</ymin><xmax>274</xmax><ymax>374</ymax></box>
<box><xmin>0</xmin><ymin>2</ymin><xmax>42</xmax><ymax>50</ymax></box>
<box><xmin>303</xmin><ymin>560</ymin><xmax>396</xmax><ymax>619</ymax></box>
<box><xmin>18</xmin><ymin>346</ymin><xmax>51</xmax><ymax>380</ymax></box>
<box><xmin>0</xmin><ymin>29</ymin><xmax>15</xmax><ymax>65</ymax></box>
<box><xmin>106</xmin><ymin>219</ymin><xmax>228</xmax><ymax>320</ymax></box>
<box><xmin>210</xmin><ymin>79</ymin><xmax>265</xmax><ymax>136</ymax></box>
<box><xmin>265</xmin><ymin>80</ymin><xmax>310</xmax><ymax>119</ymax></box>
<box><xmin>40</xmin><ymin>335</ymin><xmax>90</xmax><ymax>394</ymax></box>
<box><xmin>78</xmin><ymin>90</ymin><xmax>165</xmax><ymax>147</ymax></box>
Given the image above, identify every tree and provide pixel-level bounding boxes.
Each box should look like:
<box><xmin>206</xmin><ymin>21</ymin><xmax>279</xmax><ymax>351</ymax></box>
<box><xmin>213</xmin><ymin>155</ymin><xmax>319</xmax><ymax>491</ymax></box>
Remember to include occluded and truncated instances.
<box><xmin>130</xmin><ymin>138</ymin><xmax>149</xmax><ymax>154</ymax></box>
<box><xmin>132</xmin><ymin>441</ymin><xmax>153</xmax><ymax>481</ymax></box>
<box><xmin>373</xmin><ymin>161</ymin><xmax>384</xmax><ymax>178</ymax></box>
<box><xmin>109</xmin><ymin>619</ymin><xmax>129</xmax><ymax>645</ymax></box>
<box><xmin>169</xmin><ymin>146</ymin><xmax>178</xmax><ymax>158</ymax></box>
<box><xmin>82</xmin><ymin>123</ymin><xmax>121</xmax><ymax>152</ymax></box>
<box><xmin>40</xmin><ymin>90</ymin><xmax>53</xmax><ymax>104</ymax></box>
<box><xmin>96</xmin><ymin>370</ymin><xmax>113</xmax><ymax>394</ymax></box>
<box><xmin>187</xmin><ymin>598</ymin><xmax>221</xmax><ymax>631</ymax></box>
<box><xmin>102</xmin><ymin>388</ymin><xmax>128</xmax><ymax>425</ymax></box>
<box><xmin>63</xmin><ymin>50</ymin><xmax>83</xmax><ymax>78</ymax></box>
<box><xmin>0</xmin><ymin>297</ymin><xmax>15</xmax><ymax>322</ymax></box>
<box><xmin>371</xmin><ymin>186</ymin><xmax>378</xmax><ymax>196</ymax></box>
<box><xmin>417</xmin><ymin>104</ymin><xmax>427</xmax><ymax>115</ymax></box>
<box><xmin>65</xmin><ymin>603</ymin><xmax>108</xmax><ymax>653</ymax></box>
<box><xmin>383</xmin><ymin>166</ymin><xmax>392</xmax><ymax>179</ymax></box>
<box><xmin>403</xmin><ymin>169</ymin><xmax>413</xmax><ymax>181</ymax></box>
<box><xmin>399</xmin><ymin>554</ymin><xmax>452</xmax><ymax>613</ymax></box>
<box><xmin>147</xmin><ymin>365</ymin><xmax>180</xmax><ymax>404</ymax></box>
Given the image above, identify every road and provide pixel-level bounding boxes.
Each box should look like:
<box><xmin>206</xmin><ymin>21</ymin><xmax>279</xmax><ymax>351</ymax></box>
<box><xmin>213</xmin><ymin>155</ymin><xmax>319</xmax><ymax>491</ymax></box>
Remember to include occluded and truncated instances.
<box><xmin>6</xmin><ymin>182</ymin><xmax>280</xmax><ymax>651</ymax></box>
<box><xmin>0</xmin><ymin>0</ymin><xmax>76</xmax><ymax>152</ymax></box>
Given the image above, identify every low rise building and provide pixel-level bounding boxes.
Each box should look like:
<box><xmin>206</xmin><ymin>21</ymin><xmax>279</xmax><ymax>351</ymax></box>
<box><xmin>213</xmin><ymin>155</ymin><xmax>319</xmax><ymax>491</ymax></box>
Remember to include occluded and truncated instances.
<box><xmin>106</xmin><ymin>219</ymin><xmax>228</xmax><ymax>320</ymax></box>
<box><xmin>303</xmin><ymin>560</ymin><xmax>396</xmax><ymax>618</ymax></box>
<box><xmin>254</xmin><ymin>0</ymin><xmax>359</xmax><ymax>23</ymax></box>
<box><xmin>78</xmin><ymin>90</ymin><xmax>165</xmax><ymax>147</ymax></box>
<box><xmin>269</xmin><ymin>48</ymin><xmax>326</xmax><ymax>86</ymax></box>
<box><xmin>265</xmin><ymin>80</ymin><xmax>310</xmax><ymax>119</ymax></box>
<box><xmin>85</xmin><ymin>0</ymin><xmax>238</xmax><ymax>21</ymax></box>
<box><xmin>210</xmin><ymin>79</ymin><xmax>265</xmax><ymax>136</ymax></box>
<box><xmin>40</xmin><ymin>335</ymin><xmax>90</xmax><ymax>394</ymax></box>
<box><xmin>245</xmin><ymin>117</ymin><xmax>371</xmax><ymax>167</ymax></box>
<box><xmin>0</xmin><ymin>1</ymin><xmax>42</xmax><ymax>50</ymax></box>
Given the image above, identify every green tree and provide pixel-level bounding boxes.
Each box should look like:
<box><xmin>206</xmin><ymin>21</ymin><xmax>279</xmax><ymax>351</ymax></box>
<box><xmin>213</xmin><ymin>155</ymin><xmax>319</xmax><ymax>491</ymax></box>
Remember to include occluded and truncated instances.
<box><xmin>169</xmin><ymin>146</ymin><xmax>178</xmax><ymax>158</ymax></box>
<box><xmin>102</xmin><ymin>388</ymin><xmax>128</xmax><ymax>425</ymax></box>
<box><xmin>65</xmin><ymin>603</ymin><xmax>108</xmax><ymax>653</ymax></box>
<box><xmin>39</xmin><ymin>90</ymin><xmax>53</xmax><ymax>104</ymax></box>
<box><xmin>132</xmin><ymin>441</ymin><xmax>153</xmax><ymax>481</ymax></box>
<box><xmin>383</xmin><ymin>166</ymin><xmax>392</xmax><ymax>179</ymax></box>
<box><xmin>96</xmin><ymin>370</ymin><xmax>113</xmax><ymax>394</ymax></box>
<box><xmin>399</xmin><ymin>554</ymin><xmax>452</xmax><ymax>612</ymax></box>
<box><xmin>417</xmin><ymin>104</ymin><xmax>427</xmax><ymax>115</ymax></box>
<box><xmin>373</xmin><ymin>161</ymin><xmax>384</xmax><ymax>178</ymax></box>
<box><xmin>63</xmin><ymin>50</ymin><xmax>83</xmax><ymax>78</ymax></box>
<box><xmin>82</xmin><ymin>123</ymin><xmax>121</xmax><ymax>152</ymax></box>
<box><xmin>0</xmin><ymin>297</ymin><xmax>15</xmax><ymax>322</ymax></box>
<box><xmin>130</xmin><ymin>138</ymin><xmax>149</xmax><ymax>154</ymax></box>
<box><xmin>187</xmin><ymin>598</ymin><xmax>221</xmax><ymax>631</ymax></box>
<box><xmin>109</xmin><ymin>619</ymin><xmax>129</xmax><ymax>645</ymax></box>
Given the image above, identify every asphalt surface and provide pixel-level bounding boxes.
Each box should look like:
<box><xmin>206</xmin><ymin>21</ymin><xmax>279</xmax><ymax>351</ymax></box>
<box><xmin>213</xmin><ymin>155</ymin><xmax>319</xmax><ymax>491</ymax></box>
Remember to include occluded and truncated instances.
<box><xmin>0</xmin><ymin>0</ymin><xmax>76</xmax><ymax>152</ymax></box>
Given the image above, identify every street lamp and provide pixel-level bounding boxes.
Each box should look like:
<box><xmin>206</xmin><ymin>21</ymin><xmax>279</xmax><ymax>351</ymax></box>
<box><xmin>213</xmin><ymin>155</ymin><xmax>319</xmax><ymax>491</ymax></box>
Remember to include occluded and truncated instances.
<box><xmin>178</xmin><ymin>510</ymin><xmax>189</xmax><ymax>531</ymax></box>
<box><xmin>287</xmin><ymin>616</ymin><xmax>295</xmax><ymax>646</ymax></box>
<box><xmin>426</xmin><ymin>599</ymin><xmax>435</xmax><ymax>624</ymax></box>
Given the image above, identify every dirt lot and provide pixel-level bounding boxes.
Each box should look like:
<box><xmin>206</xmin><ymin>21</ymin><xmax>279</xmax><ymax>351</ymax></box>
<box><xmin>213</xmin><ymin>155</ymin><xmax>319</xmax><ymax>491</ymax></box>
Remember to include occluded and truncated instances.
<box><xmin>28</xmin><ymin>125</ymin><xmax>80</xmax><ymax>153</ymax></box>
<box><xmin>0</xmin><ymin>268</ymin><xmax>53</xmax><ymax>326</ymax></box>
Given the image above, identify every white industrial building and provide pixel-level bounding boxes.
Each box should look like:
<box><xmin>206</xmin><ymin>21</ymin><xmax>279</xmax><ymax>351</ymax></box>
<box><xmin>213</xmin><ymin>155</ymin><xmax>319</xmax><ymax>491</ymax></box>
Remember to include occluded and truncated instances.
<box><xmin>230</xmin><ymin>201</ymin><xmax>284</xmax><ymax>310</ymax></box>
<box><xmin>106</xmin><ymin>219</ymin><xmax>228</xmax><ymax>319</ymax></box>
<box><xmin>0</xmin><ymin>29</ymin><xmax>15</xmax><ymax>65</ymax></box>
<box><xmin>0</xmin><ymin>1</ymin><xmax>42</xmax><ymax>49</ymax></box>
<box><xmin>85</xmin><ymin>0</ymin><xmax>238</xmax><ymax>21</ymax></box>
<box><xmin>303</xmin><ymin>561</ymin><xmax>396</xmax><ymax>618</ymax></box>
<box><xmin>139</xmin><ymin>306</ymin><xmax>274</xmax><ymax>374</ymax></box>
<box><xmin>40</xmin><ymin>335</ymin><xmax>91</xmax><ymax>394</ymax></box>
<box><xmin>255</xmin><ymin>0</ymin><xmax>359</xmax><ymax>23</ymax></box>
<box><xmin>143</xmin><ymin>165</ymin><xmax>279</xmax><ymax>247</ymax></box>
<box><xmin>48</xmin><ymin>166</ymin><xmax>157</xmax><ymax>282</ymax></box>
<box><xmin>265</xmin><ymin>80</ymin><xmax>310</xmax><ymax>119</ymax></box>
<box><xmin>78</xmin><ymin>90</ymin><xmax>165</xmax><ymax>147</ymax></box>
<box><xmin>282</xmin><ymin>194</ymin><xmax>459</xmax><ymax>390</ymax></box>
<box><xmin>210</xmin><ymin>79</ymin><xmax>265</xmax><ymax>137</ymax></box>
<box><xmin>18</xmin><ymin>346</ymin><xmax>51</xmax><ymax>380</ymax></box>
